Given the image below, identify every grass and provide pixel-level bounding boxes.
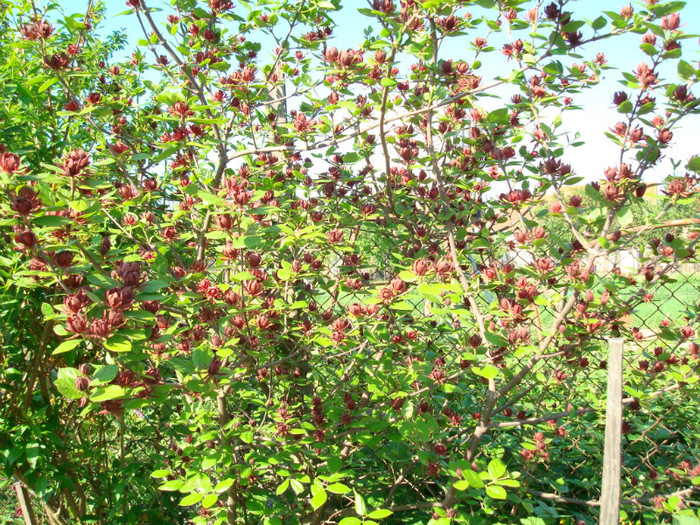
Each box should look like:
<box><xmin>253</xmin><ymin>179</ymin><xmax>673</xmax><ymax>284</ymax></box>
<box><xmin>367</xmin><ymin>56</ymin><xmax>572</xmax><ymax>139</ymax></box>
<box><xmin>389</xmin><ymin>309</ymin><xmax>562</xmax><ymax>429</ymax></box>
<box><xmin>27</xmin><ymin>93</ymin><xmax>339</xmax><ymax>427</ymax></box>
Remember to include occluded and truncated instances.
<box><xmin>631</xmin><ymin>273</ymin><xmax>700</xmax><ymax>328</ymax></box>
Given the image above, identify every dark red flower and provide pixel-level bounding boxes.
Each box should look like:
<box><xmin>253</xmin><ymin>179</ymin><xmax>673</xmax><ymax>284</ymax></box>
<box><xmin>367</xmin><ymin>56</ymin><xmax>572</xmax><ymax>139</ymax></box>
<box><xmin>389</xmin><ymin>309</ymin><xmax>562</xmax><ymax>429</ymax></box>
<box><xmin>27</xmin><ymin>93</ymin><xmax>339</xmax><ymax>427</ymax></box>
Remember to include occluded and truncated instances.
<box><xmin>0</xmin><ymin>152</ymin><xmax>21</xmax><ymax>174</ymax></box>
<box><xmin>61</xmin><ymin>149</ymin><xmax>90</xmax><ymax>177</ymax></box>
<box><xmin>53</xmin><ymin>251</ymin><xmax>74</xmax><ymax>268</ymax></box>
<box><xmin>14</xmin><ymin>230</ymin><xmax>36</xmax><ymax>248</ymax></box>
<box><xmin>44</xmin><ymin>52</ymin><xmax>69</xmax><ymax>70</ymax></box>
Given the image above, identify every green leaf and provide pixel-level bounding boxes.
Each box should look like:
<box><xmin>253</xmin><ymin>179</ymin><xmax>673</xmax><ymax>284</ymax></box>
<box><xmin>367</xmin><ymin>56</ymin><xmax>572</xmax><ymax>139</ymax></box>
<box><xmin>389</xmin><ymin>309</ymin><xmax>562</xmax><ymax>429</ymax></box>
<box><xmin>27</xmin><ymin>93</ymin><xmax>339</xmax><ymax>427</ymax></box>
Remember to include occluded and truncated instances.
<box><xmin>338</xmin><ymin>518</ymin><xmax>362</xmax><ymax>525</ymax></box>
<box><xmin>618</xmin><ymin>206</ymin><xmax>634</xmax><ymax>228</ymax></box>
<box><xmin>53</xmin><ymin>339</ymin><xmax>81</xmax><ymax>355</ymax></box>
<box><xmin>368</xmin><ymin>509</ymin><xmax>393</xmax><ymax>519</ymax></box>
<box><xmin>486</xmin><ymin>108</ymin><xmax>509</xmax><ymax>125</ymax></box>
<box><xmin>617</xmin><ymin>100</ymin><xmax>633</xmax><ymax>113</ymax></box>
<box><xmin>533</xmin><ymin>295</ymin><xmax>550</xmax><ymax>307</ymax></box>
<box><xmin>214</xmin><ymin>479</ymin><xmax>234</xmax><ymax>493</ymax></box>
<box><xmin>591</xmin><ymin>16</ymin><xmax>607</xmax><ymax>30</ymax></box>
<box><xmin>495</xmin><ymin>478</ymin><xmax>520</xmax><ymax>487</ymax></box>
<box><xmin>33</xmin><ymin>215</ymin><xmax>74</xmax><ymax>227</ymax></box>
<box><xmin>125</xmin><ymin>311</ymin><xmax>156</xmax><ymax>322</ymax></box>
<box><xmin>276</xmin><ymin>480</ymin><xmax>290</xmax><ymax>495</ymax></box>
<box><xmin>151</xmin><ymin>470</ymin><xmax>170</xmax><ymax>478</ymax></box>
<box><xmin>55</xmin><ymin>368</ymin><xmax>83</xmax><ymax>399</ymax></box>
<box><xmin>6</xmin><ymin>446</ymin><xmax>23</xmax><ymax>466</ymax></box>
<box><xmin>41</xmin><ymin>302</ymin><xmax>54</xmax><ymax>319</ymax></box>
<box><xmin>543</xmin><ymin>61</ymin><xmax>563</xmax><ymax>76</ymax></box>
<box><xmin>193</xmin><ymin>7</ymin><xmax>211</xmax><ymax>18</ymax></box>
<box><xmin>343</xmin><ymin>152</ymin><xmax>360</xmax><ymax>163</ymax></box>
<box><xmin>38</xmin><ymin>77</ymin><xmax>59</xmax><ymax>93</ymax></box>
<box><xmin>327</xmin><ymin>483</ymin><xmax>351</xmax><ymax>494</ymax></box>
<box><xmin>648</xmin><ymin>1</ymin><xmax>686</xmax><ymax>17</ymax></box>
<box><xmin>310</xmin><ymin>483</ymin><xmax>327</xmax><ymax>510</ymax></box>
<box><xmin>562</xmin><ymin>20</ymin><xmax>585</xmax><ymax>32</ymax></box>
<box><xmin>192</xmin><ymin>347</ymin><xmax>213</xmax><ymax>369</ymax></box>
<box><xmin>199</xmin><ymin>192</ymin><xmax>225</xmax><ymax>206</ymax></box>
<box><xmin>640</xmin><ymin>43</ymin><xmax>657</xmax><ymax>56</ymax></box>
<box><xmin>119</xmin><ymin>329</ymin><xmax>147</xmax><ymax>341</ymax></box>
<box><xmin>141</xmin><ymin>280</ymin><xmax>170</xmax><ymax>293</ymax></box>
<box><xmin>104</xmin><ymin>334</ymin><xmax>132</xmax><ymax>353</ymax></box>
<box><xmin>179</xmin><ymin>493</ymin><xmax>203</xmax><ymax>506</ymax></box>
<box><xmin>380</xmin><ymin>78</ymin><xmax>397</xmax><ymax>87</ymax></box>
<box><xmin>326</xmin><ymin>457</ymin><xmax>343</xmax><ymax>473</ymax></box>
<box><xmin>672</xmin><ymin>515</ymin><xmax>700</xmax><ymax>525</ymax></box>
<box><xmin>453</xmin><ymin>480</ymin><xmax>470</xmax><ymax>490</ymax></box>
<box><xmin>416</xmin><ymin>283</ymin><xmax>441</xmax><ymax>303</ymax></box>
<box><xmin>484</xmin><ymin>332</ymin><xmax>508</xmax><ymax>347</ymax></box>
<box><xmin>354</xmin><ymin>491</ymin><xmax>367</xmax><ymax>516</ymax></box>
<box><xmin>290</xmin><ymin>479</ymin><xmax>304</xmax><ymax>495</ymax></box>
<box><xmin>25</xmin><ymin>443</ymin><xmax>41</xmax><ymax>468</ymax></box>
<box><xmin>485</xmin><ymin>19</ymin><xmax>501</xmax><ymax>31</ymax></box>
<box><xmin>202</xmin><ymin>457</ymin><xmax>217</xmax><ymax>470</ymax></box>
<box><xmin>90</xmin><ymin>385</ymin><xmax>125</xmax><ymax>402</ymax></box>
<box><xmin>462</xmin><ymin>469</ymin><xmax>484</xmax><ymax>488</ymax></box>
<box><xmin>686</xmin><ymin>157</ymin><xmax>700</xmax><ymax>173</ymax></box>
<box><xmin>486</xmin><ymin>485</ymin><xmax>508</xmax><ymax>499</ymax></box>
<box><xmin>201</xmin><ymin>494</ymin><xmax>218</xmax><ymax>508</ymax></box>
<box><xmin>159</xmin><ymin>480</ymin><xmax>185</xmax><ymax>491</ymax></box>
<box><xmin>520</xmin><ymin>518</ymin><xmax>547</xmax><ymax>525</ymax></box>
<box><xmin>472</xmin><ymin>365</ymin><xmax>500</xmax><ymax>380</ymax></box>
<box><xmin>678</xmin><ymin>60</ymin><xmax>695</xmax><ymax>81</ymax></box>
<box><xmin>488</xmin><ymin>458</ymin><xmax>507</xmax><ymax>479</ymax></box>
<box><xmin>243</xmin><ymin>236</ymin><xmax>263</xmax><ymax>248</ymax></box>
<box><xmin>87</xmin><ymin>273</ymin><xmax>118</xmax><ymax>289</ymax></box>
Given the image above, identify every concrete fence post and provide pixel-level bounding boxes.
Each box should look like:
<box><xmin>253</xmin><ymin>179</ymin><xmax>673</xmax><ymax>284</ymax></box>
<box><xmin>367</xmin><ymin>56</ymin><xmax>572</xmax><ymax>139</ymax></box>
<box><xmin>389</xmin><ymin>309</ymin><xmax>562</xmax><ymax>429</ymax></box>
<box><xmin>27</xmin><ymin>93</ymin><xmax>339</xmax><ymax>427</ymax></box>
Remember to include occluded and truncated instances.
<box><xmin>600</xmin><ymin>338</ymin><xmax>624</xmax><ymax>525</ymax></box>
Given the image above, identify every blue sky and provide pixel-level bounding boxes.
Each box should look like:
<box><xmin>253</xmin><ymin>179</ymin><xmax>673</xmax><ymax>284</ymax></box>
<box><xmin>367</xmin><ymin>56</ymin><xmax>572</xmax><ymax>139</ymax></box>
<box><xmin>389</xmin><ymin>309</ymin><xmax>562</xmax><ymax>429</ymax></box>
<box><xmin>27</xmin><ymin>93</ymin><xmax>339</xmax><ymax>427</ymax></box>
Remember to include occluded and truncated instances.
<box><xmin>63</xmin><ymin>0</ymin><xmax>699</xmax><ymax>184</ymax></box>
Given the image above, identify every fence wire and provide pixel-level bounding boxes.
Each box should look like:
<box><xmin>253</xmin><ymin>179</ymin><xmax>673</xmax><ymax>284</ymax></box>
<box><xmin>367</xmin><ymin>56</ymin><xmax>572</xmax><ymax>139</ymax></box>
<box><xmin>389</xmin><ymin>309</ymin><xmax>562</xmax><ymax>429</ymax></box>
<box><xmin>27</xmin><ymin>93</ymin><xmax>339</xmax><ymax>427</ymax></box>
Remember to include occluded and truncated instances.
<box><xmin>312</xmin><ymin>224</ymin><xmax>700</xmax><ymax>522</ymax></box>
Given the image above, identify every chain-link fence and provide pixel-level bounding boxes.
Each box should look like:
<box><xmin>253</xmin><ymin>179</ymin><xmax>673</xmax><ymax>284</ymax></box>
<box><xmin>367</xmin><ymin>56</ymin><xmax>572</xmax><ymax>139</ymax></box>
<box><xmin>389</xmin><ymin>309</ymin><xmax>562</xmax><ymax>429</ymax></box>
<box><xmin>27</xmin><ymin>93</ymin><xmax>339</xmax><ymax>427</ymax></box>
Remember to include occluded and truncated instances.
<box><xmin>307</xmin><ymin>219</ymin><xmax>699</xmax><ymax>522</ymax></box>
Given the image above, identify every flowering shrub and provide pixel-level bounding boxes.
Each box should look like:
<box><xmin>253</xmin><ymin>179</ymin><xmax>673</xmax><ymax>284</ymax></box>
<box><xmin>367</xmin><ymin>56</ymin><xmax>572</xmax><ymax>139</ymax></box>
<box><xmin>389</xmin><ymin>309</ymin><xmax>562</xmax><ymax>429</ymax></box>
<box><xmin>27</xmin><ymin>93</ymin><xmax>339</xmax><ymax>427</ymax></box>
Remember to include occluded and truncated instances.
<box><xmin>1</xmin><ymin>0</ymin><xmax>699</xmax><ymax>524</ymax></box>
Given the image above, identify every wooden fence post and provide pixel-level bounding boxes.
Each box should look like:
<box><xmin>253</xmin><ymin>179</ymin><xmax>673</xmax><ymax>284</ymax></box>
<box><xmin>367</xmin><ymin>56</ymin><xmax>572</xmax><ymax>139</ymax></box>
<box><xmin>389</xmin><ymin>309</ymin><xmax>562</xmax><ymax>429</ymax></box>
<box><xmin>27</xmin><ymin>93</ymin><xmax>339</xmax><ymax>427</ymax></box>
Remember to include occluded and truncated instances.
<box><xmin>14</xmin><ymin>482</ymin><xmax>38</xmax><ymax>525</ymax></box>
<box><xmin>600</xmin><ymin>338</ymin><xmax>624</xmax><ymax>525</ymax></box>
<box><xmin>266</xmin><ymin>62</ymin><xmax>286</xmax><ymax>121</ymax></box>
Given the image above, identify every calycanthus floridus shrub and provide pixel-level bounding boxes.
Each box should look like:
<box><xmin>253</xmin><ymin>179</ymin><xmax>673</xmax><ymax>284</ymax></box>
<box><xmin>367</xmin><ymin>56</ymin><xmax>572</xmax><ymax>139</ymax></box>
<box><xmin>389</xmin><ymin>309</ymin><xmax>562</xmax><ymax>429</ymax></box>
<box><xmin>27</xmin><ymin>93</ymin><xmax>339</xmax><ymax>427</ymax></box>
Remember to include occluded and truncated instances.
<box><xmin>0</xmin><ymin>0</ymin><xmax>699</xmax><ymax>523</ymax></box>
